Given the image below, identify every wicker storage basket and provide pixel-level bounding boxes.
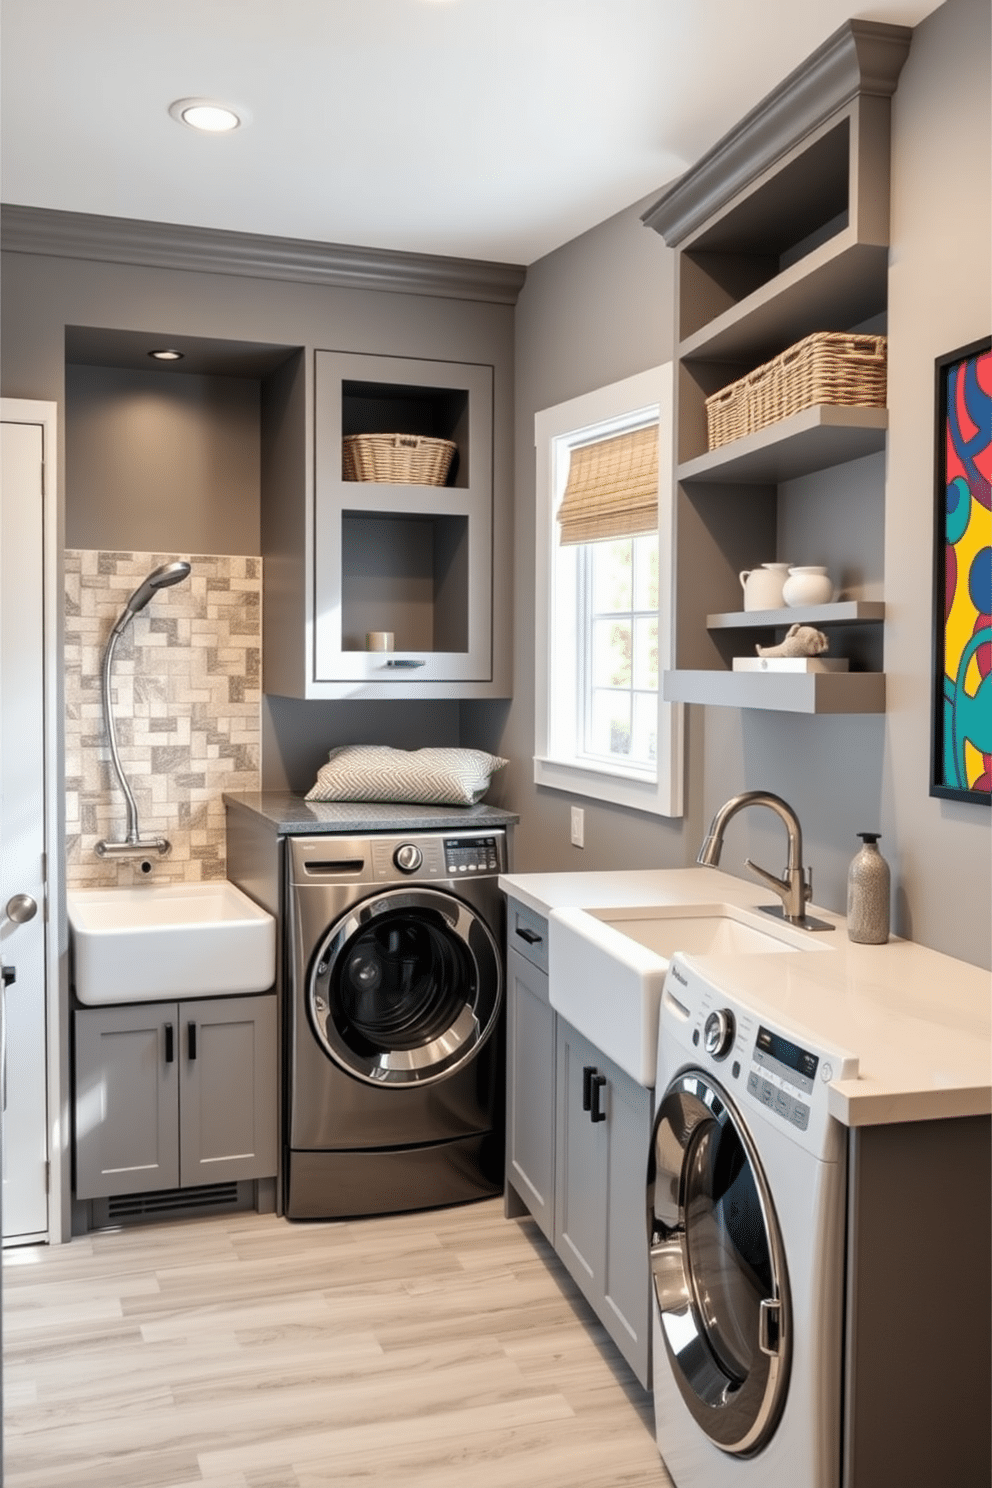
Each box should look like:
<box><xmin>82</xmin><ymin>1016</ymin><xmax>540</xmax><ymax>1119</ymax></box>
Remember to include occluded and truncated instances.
<box><xmin>704</xmin><ymin>375</ymin><xmax>751</xmax><ymax>451</ymax></box>
<box><xmin>342</xmin><ymin>433</ymin><xmax>457</xmax><ymax>486</ymax></box>
<box><xmin>774</xmin><ymin>332</ymin><xmax>887</xmax><ymax>422</ymax></box>
<box><xmin>704</xmin><ymin>332</ymin><xmax>888</xmax><ymax>452</ymax></box>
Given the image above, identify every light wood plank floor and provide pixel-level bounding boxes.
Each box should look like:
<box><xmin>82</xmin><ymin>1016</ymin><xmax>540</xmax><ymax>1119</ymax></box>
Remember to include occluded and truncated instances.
<box><xmin>3</xmin><ymin>1199</ymin><xmax>674</xmax><ymax>1487</ymax></box>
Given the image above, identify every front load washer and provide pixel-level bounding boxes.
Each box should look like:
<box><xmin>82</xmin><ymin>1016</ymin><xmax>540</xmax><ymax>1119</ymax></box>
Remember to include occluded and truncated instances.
<box><xmin>286</xmin><ymin>829</ymin><xmax>506</xmax><ymax>1219</ymax></box>
<box><xmin>647</xmin><ymin>953</ymin><xmax>858</xmax><ymax>1488</ymax></box>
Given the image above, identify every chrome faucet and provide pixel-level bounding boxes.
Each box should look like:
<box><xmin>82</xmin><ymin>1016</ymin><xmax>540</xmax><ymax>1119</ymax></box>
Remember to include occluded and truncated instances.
<box><xmin>697</xmin><ymin>790</ymin><xmax>832</xmax><ymax>930</ymax></box>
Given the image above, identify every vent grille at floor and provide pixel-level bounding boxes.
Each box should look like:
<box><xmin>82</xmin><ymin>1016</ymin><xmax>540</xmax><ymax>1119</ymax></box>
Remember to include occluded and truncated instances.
<box><xmin>105</xmin><ymin>1183</ymin><xmax>241</xmax><ymax>1221</ymax></box>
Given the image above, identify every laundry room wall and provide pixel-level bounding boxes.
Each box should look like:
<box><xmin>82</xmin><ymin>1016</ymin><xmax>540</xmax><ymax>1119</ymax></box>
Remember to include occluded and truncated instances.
<box><xmin>485</xmin><ymin>0</ymin><xmax>991</xmax><ymax>967</ymax></box>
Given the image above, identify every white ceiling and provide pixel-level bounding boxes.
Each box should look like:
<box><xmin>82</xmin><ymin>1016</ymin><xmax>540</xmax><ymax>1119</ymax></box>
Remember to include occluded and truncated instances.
<box><xmin>1</xmin><ymin>0</ymin><xmax>943</xmax><ymax>266</ymax></box>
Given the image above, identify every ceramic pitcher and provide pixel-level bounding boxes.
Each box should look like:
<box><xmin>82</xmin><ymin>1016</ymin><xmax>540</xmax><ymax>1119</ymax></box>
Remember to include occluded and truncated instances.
<box><xmin>738</xmin><ymin>562</ymin><xmax>791</xmax><ymax>611</ymax></box>
<box><xmin>782</xmin><ymin>565</ymin><xmax>834</xmax><ymax>606</ymax></box>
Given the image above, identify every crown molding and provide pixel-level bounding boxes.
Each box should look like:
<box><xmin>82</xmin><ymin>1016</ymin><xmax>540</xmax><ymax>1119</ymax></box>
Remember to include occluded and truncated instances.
<box><xmin>0</xmin><ymin>204</ymin><xmax>527</xmax><ymax>306</ymax></box>
<box><xmin>642</xmin><ymin>19</ymin><xmax>913</xmax><ymax>247</ymax></box>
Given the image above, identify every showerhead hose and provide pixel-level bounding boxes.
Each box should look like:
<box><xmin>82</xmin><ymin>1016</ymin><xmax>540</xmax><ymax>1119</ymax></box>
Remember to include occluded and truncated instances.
<box><xmin>96</xmin><ymin>560</ymin><xmax>192</xmax><ymax>859</ymax></box>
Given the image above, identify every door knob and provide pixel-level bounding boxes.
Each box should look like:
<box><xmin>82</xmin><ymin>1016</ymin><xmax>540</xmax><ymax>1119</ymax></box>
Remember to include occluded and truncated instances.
<box><xmin>5</xmin><ymin>893</ymin><xmax>37</xmax><ymax>925</ymax></box>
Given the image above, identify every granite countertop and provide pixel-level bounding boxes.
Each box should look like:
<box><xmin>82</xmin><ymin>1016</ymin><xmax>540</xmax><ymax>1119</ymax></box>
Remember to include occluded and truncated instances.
<box><xmin>500</xmin><ymin>865</ymin><xmax>992</xmax><ymax>1131</ymax></box>
<box><xmin>224</xmin><ymin>791</ymin><xmax>519</xmax><ymax>835</ymax></box>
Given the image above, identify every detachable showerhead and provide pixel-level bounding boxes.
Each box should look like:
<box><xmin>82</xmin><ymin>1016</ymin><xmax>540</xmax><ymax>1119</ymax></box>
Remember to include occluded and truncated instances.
<box><xmin>96</xmin><ymin>558</ymin><xmax>193</xmax><ymax>856</ymax></box>
<box><xmin>124</xmin><ymin>560</ymin><xmax>192</xmax><ymax>617</ymax></box>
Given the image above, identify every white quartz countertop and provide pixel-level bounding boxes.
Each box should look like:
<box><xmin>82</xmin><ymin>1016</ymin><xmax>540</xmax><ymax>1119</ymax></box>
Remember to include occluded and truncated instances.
<box><xmin>500</xmin><ymin>866</ymin><xmax>992</xmax><ymax>1129</ymax></box>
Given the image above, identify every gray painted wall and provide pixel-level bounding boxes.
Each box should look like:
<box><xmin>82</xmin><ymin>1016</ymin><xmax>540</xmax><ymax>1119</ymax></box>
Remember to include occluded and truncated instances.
<box><xmin>494</xmin><ymin>0</ymin><xmax>990</xmax><ymax>968</ymax></box>
<box><xmin>884</xmin><ymin>0</ymin><xmax>991</xmax><ymax>961</ymax></box>
<box><xmin>65</xmin><ymin>363</ymin><xmax>261</xmax><ymax>554</ymax></box>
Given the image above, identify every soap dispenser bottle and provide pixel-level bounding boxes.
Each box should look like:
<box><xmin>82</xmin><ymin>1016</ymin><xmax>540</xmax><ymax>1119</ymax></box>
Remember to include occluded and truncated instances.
<box><xmin>847</xmin><ymin>832</ymin><xmax>890</xmax><ymax>944</ymax></box>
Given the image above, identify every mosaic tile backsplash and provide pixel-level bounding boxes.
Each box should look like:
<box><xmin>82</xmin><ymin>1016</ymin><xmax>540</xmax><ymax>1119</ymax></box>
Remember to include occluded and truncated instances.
<box><xmin>64</xmin><ymin>550</ymin><xmax>261</xmax><ymax>887</ymax></box>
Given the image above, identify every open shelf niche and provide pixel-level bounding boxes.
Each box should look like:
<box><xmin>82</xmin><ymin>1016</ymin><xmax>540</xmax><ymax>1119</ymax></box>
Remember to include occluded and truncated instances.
<box><xmin>643</xmin><ymin>19</ymin><xmax>911</xmax><ymax>713</ymax></box>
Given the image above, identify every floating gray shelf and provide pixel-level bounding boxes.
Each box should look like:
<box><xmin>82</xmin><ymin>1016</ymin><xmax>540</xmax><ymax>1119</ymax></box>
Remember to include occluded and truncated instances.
<box><xmin>678</xmin><ymin>405</ymin><xmax>888</xmax><ymax>486</ymax></box>
<box><xmin>706</xmin><ymin>600</ymin><xmax>885</xmax><ymax>630</ymax></box>
<box><xmin>662</xmin><ymin>668</ymin><xmax>886</xmax><ymax>714</ymax></box>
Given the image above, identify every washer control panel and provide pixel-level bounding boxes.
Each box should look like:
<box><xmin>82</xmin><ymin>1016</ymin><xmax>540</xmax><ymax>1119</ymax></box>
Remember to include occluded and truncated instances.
<box><xmin>444</xmin><ymin>835</ymin><xmax>501</xmax><ymax>875</ymax></box>
<box><xmin>662</xmin><ymin>953</ymin><xmax>858</xmax><ymax>1157</ymax></box>
<box><xmin>747</xmin><ymin>1025</ymin><xmax>819</xmax><ymax>1132</ymax></box>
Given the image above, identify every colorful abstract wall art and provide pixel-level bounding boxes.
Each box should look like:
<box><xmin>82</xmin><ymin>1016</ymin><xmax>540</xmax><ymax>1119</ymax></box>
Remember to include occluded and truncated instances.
<box><xmin>931</xmin><ymin>338</ymin><xmax>991</xmax><ymax>803</ymax></box>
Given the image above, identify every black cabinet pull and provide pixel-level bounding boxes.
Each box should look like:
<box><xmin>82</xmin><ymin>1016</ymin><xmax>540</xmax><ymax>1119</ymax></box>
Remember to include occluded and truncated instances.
<box><xmin>590</xmin><ymin>1073</ymin><xmax>607</xmax><ymax>1123</ymax></box>
<box><xmin>582</xmin><ymin>1064</ymin><xmax>596</xmax><ymax>1111</ymax></box>
<box><xmin>164</xmin><ymin>1022</ymin><xmax>174</xmax><ymax>1063</ymax></box>
<box><xmin>515</xmin><ymin>926</ymin><xmax>543</xmax><ymax>945</ymax></box>
<box><xmin>188</xmin><ymin>1021</ymin><xmax>197</xmax><ymax>1060</ymax></box>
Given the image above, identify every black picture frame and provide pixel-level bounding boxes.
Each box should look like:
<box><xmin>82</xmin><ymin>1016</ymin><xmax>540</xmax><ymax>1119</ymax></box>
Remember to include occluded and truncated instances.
<box><xmin>929</xmin><ymin>336</ymin><xmax>991</xmax><ymax>804</ymax></box>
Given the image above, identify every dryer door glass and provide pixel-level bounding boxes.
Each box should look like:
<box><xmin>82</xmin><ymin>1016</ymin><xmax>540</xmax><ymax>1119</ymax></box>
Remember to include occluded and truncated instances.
<box><xmin>308</xmin><ymin>887</ymin><xmax>501</xmax><ymax>1088</ymax></box>
<box><xmin>648</xmin><ymin>1071</ymin><xmax>790</xmax><ymax>1456</ymax></box>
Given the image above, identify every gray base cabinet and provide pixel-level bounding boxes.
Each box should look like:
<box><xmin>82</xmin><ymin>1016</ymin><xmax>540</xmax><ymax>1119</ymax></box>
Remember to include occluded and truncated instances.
<box><xmin>74</xmin><ymin>995</ymin><xmax>277</xmax><ymax>1200</ymax></box>
<box><xmin>506</xmin><ymin>944</ymin><xmax>556</xmax><ymax>1240</ymax></box>
<box><xmin>504</xmin><ymin>898</ymin><xmax>651</xmax><ymax>1389</ymax></box>
<box><xmin>555</xmin><ymin>1019</ymin><xmax>651</xmax><ymax>1387</ymax></box>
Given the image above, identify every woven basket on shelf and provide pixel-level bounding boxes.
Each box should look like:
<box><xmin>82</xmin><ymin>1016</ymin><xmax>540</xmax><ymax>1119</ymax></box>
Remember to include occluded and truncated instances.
<box><xmin>342</xmin><ymin>433</ymin><xmax>457</xmax><ymax>486</ymax></box>
<box><xmin>704</xmin><ymin>376</ymin><xmax>751</xmax><ymax>451</ymax></box>
<box><xmin>704</xmin><ymin>332</ymin><xmax>888</xmax><ymax>452</ymax></box>
<box><xmin>774</xmin><ymin>332</ymin><xmax>887</xmax><ymax>422</ymax></box>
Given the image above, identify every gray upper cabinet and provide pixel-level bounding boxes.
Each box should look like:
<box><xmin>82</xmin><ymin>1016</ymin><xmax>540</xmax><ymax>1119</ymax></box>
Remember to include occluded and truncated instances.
<box><xmin>262</xmin><ymin>346</ymin><xmax>508</xmax><ymax>700</ymax></box>
<box><xmin>74</xmin><ymin>995</ymin><xmax>277</xmax><ymax>1200</ymax></box>
<box><xmin>644</xmin><ymin>20</ymin><xmax>911</xmax><ymax>715</ymax></box>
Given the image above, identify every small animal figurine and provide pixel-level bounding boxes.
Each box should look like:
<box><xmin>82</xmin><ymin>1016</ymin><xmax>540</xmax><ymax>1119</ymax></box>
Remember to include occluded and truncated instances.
<box><xmin>756</xmin><ymin>623</ymin><xmax>829</xmax><ymax>658</ymax></box>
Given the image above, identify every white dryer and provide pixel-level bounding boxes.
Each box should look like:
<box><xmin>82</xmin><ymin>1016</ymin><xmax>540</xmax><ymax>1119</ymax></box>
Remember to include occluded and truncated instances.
<box><xmin>648</xmin><ymin>953</ymin><xmax>858</xmax><ymax>1488</ymax></box>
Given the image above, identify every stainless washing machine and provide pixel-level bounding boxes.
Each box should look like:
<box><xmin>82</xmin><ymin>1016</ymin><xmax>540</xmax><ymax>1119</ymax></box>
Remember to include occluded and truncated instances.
<box><xmin>285</xmin><ymin>829</ymin><xmax>506</xmax><ymax>1219</ymax></box>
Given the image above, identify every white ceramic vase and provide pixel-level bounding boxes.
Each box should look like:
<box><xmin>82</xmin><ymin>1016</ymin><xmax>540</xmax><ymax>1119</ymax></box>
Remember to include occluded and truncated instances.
<box><xmin>782</xmin><ymin>565</ymin><xmax>834</xmax><ymax>607</ymax></box>
<box><xmin>738</xmin><ymin>562</ymin><xmax>792</xmax><ymax>611</ymax></box>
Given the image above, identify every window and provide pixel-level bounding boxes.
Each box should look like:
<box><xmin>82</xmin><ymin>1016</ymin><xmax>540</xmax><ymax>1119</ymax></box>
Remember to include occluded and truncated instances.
<box><xmin>534</xmin><ymin>365</ymin><xmax>683</xmax><ymax>817</ymax></box>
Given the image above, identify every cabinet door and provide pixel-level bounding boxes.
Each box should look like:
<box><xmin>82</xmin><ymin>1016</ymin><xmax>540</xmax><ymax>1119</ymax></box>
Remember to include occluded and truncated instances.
<box><xmin>179</xmin><ymin>995</ymin><xmax>277</xmax><ymax>1186</ymax></box>
<box><xmin>74</xmin><ymin>1004</ymin><xmax>179</xmax><ymax>1198</ymax></box>
<box><xmin>554</xmin><ymin>1020</ymin><xmax>608</xmax><ymax>1299</ymax></box>
<box><xmin>313</xmin><ymin>350</ymin><xmax>494</xmax><ymax>691</ymax></box>
<box><xmin>554</xmin><ymin>1018</ymin><xmax>652</xmax><ymax>1389</ymax></box>
<box><xmin>506</xmin><ymin>946</ymin><xmax>555</xmax><ymax>1239</ymax></box>
<box><xmin>601</xmin><ymin>1057</ymin><xmax>652</xmax><ymax>1387</ymax></box>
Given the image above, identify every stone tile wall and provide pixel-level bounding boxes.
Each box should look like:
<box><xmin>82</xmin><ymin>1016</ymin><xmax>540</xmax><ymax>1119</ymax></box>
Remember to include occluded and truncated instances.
<box><xmin>64</xmin><ymin>550</ymin><xmax>261</xmax><ymax>887</ymax></box>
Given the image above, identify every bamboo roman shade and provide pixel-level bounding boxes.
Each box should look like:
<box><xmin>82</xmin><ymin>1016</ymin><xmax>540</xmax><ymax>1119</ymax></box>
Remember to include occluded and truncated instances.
<box><xmin>556</xmin><ymin>422</ymin><xmax>659</xmax><ymax>546</ymax></box>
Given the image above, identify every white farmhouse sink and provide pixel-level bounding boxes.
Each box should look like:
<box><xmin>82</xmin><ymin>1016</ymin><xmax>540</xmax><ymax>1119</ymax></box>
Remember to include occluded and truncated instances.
<box><xmin>68</xmin><ymin>882</ymin><xmax>276</xmax><ymax>1005</ymax></box>
<box><xmin>548</xmin><ymin>901</ymin><xmax>823</xmax><ymax>1087</ymax></box>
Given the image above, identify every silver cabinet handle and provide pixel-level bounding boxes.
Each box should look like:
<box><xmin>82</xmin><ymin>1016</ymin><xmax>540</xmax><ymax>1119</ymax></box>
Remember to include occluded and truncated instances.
<box><xmin>4</xmin><ymin>894</ymin><xmax>37</xmax><ymax>926</ymax></box>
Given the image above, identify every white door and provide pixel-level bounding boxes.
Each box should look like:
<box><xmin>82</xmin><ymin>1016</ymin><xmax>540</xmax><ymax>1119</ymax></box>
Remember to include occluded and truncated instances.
<box><xmin>0</xmin><ymin>418</ymin><xmax>49</xmax><ymax>1242</ymax></box>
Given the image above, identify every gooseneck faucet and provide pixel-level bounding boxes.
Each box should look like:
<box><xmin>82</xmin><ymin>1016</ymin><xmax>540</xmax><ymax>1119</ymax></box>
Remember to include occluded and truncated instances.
<box><xmin>95</xmin><ymin>561</ymin><xmax>191</xmax><ymax>862</ymax></box>
<box><xmin>697</xmin><ymin>790</ymin><xmax>830</xmax><ymax>928</ymax></box>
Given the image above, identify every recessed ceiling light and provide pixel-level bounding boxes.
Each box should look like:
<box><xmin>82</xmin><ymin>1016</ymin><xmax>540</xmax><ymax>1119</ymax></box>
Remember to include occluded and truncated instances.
<box><xmin>149</xmin><ymin>348</ymin><xmax>184</xmax><ymax>361</ymax></box>
<box><xmin>168</xmin><ymin>98</ymin><xmax>246</xmax><ymax>133</ymax></box>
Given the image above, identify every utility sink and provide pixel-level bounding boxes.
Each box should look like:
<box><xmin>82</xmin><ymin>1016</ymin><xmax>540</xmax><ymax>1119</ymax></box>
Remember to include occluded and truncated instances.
<box><xmin>68</xmin><ymin>881</ymin><xmax>276</xmax><ymax>1005</ymax></box>
<box><xmin>548</xmin><ymin>901</ymin><xmax>825</xmax><ymax>1087</ymax></box>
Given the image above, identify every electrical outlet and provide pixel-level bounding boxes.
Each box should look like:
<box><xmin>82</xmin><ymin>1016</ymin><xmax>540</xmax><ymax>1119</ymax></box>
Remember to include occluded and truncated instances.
<box><xmin>570</xmin><ymin>806</ymin><xmax>585</xmax><ymax>848</ymax></box>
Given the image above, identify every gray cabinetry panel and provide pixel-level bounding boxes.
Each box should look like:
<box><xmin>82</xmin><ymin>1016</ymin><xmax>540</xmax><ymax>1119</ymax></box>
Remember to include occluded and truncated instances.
<box><xmin>554</xmin><ymin>1018</ymin><xmax>651</xmax><ymax>1388</ymax></box>
<box><xmin>503</xmin><ymin>898</ymin><xmax>651</xmax><ymax>1389</ymax></box>
<box><xmin>555</xmin><ymin>1020</ymin><xmax>608</xmax><ymax>1290</ymax></box>
<box><xmin>179</xmin><ymin>996</ymin><xmax>278</xmax><ymax>1185</ymax></box>
<box><xmin>505</xmin><ymin>946</ymin><xmax>555</xmax><ymax>1240</ymax></box>
<box><xmin>74</xmin><ymin>1004</ymin><xmax>179</xmax><ymax>1198</ymax></box>
<box><xmin>74</xmin><ymin>995</ymin><xmax>277</xmax><ymax>1200</ymax></box>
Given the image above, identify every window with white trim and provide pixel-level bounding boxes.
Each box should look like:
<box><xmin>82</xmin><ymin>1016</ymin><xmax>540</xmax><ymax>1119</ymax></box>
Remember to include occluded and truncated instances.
<box><xmin>534</xmin><ymin>365</ymin><xmax>683</xmax><ymax>818</ymax></box>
